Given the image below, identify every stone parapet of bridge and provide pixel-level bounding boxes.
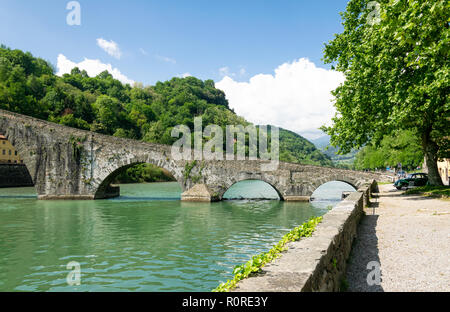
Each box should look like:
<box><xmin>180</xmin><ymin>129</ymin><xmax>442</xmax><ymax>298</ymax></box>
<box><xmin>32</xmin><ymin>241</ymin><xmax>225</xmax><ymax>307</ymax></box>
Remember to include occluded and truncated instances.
<box><xmin>0</xmin><ymin>109</ymin><xmax>386</xmax><ymax>201</ymax></box>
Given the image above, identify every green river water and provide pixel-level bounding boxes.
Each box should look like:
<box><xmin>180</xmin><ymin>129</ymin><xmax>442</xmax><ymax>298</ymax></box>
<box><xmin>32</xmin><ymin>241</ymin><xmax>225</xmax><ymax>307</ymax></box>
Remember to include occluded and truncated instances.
<box><xmin>0</xmin><ymin>180</ymin><xmax>355</xmax><ymax>292</ymax></box>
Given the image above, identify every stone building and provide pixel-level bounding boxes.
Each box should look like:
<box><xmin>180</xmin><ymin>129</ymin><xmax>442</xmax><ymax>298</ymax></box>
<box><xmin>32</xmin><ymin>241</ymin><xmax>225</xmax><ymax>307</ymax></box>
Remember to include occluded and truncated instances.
<box><xmin>437</xmin><ymin>159</ymin><xmax>449</xmax><ymax>185</ymax></box>
<box><xmin>0</xmin><ymin>134</ymin><xmax>23</xmax><ymax>164</ymax></box>
<box><xmin>0</xmin><ymin>133</ymin><xmax>33</xmax><ymax>188</ymax></box>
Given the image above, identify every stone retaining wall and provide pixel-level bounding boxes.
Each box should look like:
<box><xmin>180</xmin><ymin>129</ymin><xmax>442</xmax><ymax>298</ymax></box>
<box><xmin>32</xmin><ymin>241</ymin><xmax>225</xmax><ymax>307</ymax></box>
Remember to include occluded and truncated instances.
<box><xmin>233</xmin><ymin>181</ymin><xmax>374</xmax><ymax>292</ymax></box>
<box><xmin>0</xmin><ymin>164</ymin><xmax>34</xmax><ymax>188</ymax></box>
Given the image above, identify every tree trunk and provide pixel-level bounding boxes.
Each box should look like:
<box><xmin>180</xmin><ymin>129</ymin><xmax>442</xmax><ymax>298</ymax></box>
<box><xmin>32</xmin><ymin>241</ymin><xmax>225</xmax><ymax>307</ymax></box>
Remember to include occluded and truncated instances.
<box><xmin>422</xmin><ymin>131</ymin><xmax>444</xmax><ymax>186</ymax></box>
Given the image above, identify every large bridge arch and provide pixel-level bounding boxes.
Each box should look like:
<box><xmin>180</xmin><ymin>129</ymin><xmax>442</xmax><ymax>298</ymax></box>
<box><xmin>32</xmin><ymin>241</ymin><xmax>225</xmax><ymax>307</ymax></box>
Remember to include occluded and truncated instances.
<box><xmin>93</xmin><ymin>157</ymin><xmax>185</xmax><ymax>199</ymax></box>
<box><xmin>1</xmin><ymin>109</ymin><xmax>387</xmax><ymax>201</ymax></box>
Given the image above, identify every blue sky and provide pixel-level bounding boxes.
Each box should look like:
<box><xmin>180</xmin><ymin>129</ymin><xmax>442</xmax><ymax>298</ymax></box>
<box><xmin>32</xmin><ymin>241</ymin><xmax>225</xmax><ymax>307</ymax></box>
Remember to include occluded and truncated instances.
<box><xmin>0</xmin><ymin>0</ymin><xmax>350</xmax><ymax>139</ymax></box>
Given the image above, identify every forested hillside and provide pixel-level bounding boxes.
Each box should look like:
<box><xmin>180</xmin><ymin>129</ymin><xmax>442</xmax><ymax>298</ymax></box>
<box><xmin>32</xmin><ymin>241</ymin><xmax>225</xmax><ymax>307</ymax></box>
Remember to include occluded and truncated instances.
<box><xmin>0</xmin><ymin>46</ymin><xmax>332</xmax><ymax>181</ymax></box>
<box><xmin>279</xmin><ymin>129</ymin><xmax>332</xmax><ymax>166</ymax></box>
<box><xmin>311</xmin><ymin>135</ymin><xmax>357</xmax><ymax>169</ymax></box>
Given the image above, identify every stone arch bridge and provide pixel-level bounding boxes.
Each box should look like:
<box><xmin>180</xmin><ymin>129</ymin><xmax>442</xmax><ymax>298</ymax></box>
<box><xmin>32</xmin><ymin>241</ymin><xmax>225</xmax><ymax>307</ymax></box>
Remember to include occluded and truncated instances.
<box><xmin>0</xmin><ymin>109</ymin><xmax>384</xmax><ymax>201</ymax></box>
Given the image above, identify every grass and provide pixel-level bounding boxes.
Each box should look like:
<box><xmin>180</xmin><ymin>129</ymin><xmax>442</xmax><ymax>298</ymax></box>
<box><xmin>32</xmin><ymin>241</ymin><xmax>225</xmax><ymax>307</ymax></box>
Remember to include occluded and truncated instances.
<box><xmin>377</xmin><ymin>181</ymin><xmax>393</xmax><ymax>185</ymax></box>
<box><xmin>212</xmin><ymin>216</ymin><xmax>323</xmax><ymax>292</ymax></box>
<box><xmin>339</xmin><ymin>278</ymin><xmax>349</xmax><ymax>292</ymax></box>
<box><xmin>404</xmin><ymin>185</ymin><xmax>450</xmax><ymax>198</ymax></box>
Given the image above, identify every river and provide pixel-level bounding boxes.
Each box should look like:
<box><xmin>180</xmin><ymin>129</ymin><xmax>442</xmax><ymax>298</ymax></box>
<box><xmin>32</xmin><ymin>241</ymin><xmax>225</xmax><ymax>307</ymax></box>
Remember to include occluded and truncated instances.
<box><xmin>0</xmin><ymin>180</ymin><xmax>355</xmax><ymax>291</ymax></box>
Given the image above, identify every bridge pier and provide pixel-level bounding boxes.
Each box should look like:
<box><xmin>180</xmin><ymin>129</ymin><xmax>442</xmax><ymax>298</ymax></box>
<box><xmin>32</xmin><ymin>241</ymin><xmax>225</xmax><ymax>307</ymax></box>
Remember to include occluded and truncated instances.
<box><xmin>0</xmin><ymin>110</ymin><xmax>389</xmax><ymax>202</ymax></box>
<box><xmin>284</xmin><ymin>195</ymin><xmax>310</xmax><ymax>202</ymax></box>
<box><xmin>180</xmin><ymin>184</ymin><xmax>315</xmax><ymax>202</ymax></box>
<box><xmin>36</xmin><ymin>186</ymin><xmax>120</xmax><ymax>200</ymax></box>
<box><xmin>181</xmin><ymin>184</ymin><xmax>219</xmax><ymax>202</ymax></box>
<box><xmin>37</xmin><ymin>194</ymin><xmax>96</xmax><ymax>200</ymax></box>
<box><xmin>95</xmin><ymin>185</ymin><xmax>121</xmax><ymax>200</ymax></box>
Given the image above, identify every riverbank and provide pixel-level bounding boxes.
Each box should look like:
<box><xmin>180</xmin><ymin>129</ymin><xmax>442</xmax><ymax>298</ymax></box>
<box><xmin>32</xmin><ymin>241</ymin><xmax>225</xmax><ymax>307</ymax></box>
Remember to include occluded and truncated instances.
<box><xmin>345</xmin><ymin>184</ymin><xmax>450</xmax><ymax>292</ymax></box>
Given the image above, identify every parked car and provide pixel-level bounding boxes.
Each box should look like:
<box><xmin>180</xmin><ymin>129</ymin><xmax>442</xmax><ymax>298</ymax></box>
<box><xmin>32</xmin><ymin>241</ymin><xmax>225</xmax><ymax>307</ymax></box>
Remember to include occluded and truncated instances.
<box><xmin>394</xmin><ymin>173</ymin><xmax>428</xmax><ymax>190</ymax></box>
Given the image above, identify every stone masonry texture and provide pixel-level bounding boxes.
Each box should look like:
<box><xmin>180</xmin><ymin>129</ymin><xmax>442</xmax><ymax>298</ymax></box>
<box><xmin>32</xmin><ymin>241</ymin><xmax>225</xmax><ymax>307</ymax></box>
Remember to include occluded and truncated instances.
<box><xmin>233</xmin><ymin>185</ymin><xmax>372</xmax><ymax>292</ymax></box>
<box><xmin>0</xmin><ymin>109</ymin><xmax>385</xmax><ymax>201</ymax></box>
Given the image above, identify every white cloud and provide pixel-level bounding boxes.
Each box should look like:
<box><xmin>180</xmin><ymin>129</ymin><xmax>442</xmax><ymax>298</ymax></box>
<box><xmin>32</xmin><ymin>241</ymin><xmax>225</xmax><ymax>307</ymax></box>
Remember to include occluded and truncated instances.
<box><xmin>155</xmin><ymin>54</ymin><xmax>176</xmax><ymax>64</ymax></box>
<box><xmin>56</xmin><ymin>54</ymin><xmax>135</xmax><ymax>85</ymax></box>
<box><xmin>139</xmin><ymin>48</ymin><xmax>148</xmax><ymax>56</ymax></box>
<box><xmin>215</xmin><ymin>58</ymin><xmax>345</xmax><ymax>140</ymax></box>
<box><xmin>177</xmin><ymin>72</ymin><xmax>192</xmax><ymax>78</ymax></box>
<box><xmin>219</xmin><ymin>66</ymin><xmax>247</xmax><ymax>78</ymax></box>
<box><xmin>96</xmin><ymin>38</ymin><xmax>122</xmax><ymax>59</ymax></box>
<box><xmin>219</xmin><ymin>66</ymin><xmax>235</xmax><ymax>77</ymax></box>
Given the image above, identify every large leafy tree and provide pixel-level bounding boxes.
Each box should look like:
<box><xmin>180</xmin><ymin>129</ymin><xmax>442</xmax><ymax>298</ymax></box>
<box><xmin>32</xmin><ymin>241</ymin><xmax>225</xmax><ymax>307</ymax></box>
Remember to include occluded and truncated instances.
<box><xmin>322</xmin><ymin>0</ymin><xmax>449</xmax><ymax>185</ymax></box>
<box><xmin>354</xmin><ymin>129</ymin><xmax>424</xmax><ymax>170</ymax></box>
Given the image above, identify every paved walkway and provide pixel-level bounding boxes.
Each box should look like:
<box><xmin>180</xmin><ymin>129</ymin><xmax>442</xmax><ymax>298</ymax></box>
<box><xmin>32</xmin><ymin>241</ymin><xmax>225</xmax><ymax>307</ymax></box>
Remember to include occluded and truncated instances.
<box><xmin>346</xmin><ymin>184</ymin><xmax>450</xmax><ymax>292</ymax></box>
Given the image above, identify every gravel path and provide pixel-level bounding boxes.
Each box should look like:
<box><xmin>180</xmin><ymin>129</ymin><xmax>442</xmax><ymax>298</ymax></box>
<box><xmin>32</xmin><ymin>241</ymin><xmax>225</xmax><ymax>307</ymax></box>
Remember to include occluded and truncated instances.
<box><xmin>346</xmin><ymin>184</ymin><xmax>450</xmax><ymax>292</ymax></box>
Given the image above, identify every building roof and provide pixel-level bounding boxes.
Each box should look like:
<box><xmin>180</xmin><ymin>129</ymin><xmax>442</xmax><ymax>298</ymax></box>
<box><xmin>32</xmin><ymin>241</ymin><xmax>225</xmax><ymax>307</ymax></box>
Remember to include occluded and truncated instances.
<box><xmin>0</xmin><ymin>134</ymin><xmax>6</xmax><ymax>140</ymax></box>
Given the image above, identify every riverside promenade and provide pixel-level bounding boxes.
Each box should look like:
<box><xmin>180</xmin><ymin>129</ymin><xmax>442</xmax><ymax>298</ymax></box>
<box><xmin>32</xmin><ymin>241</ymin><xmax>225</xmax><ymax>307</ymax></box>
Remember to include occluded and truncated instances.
<box><xmin>346</xmin><ymin>184</ymin><xmax>450</xmax><ymax>292</ymax></box>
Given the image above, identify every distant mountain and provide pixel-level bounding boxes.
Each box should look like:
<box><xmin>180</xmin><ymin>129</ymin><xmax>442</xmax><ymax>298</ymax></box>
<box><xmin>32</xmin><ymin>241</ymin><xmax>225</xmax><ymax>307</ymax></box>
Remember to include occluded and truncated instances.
<box><xmin>311</xmin><ymin>135</ymin><xmax>332</xmax><ymax>150</ymax></box>
<box><xmin>279</xmin><ymin>129</ymin><xmax>333</xmax><ymax>167</ymax></box>
<box><xmin>311</xmin><ymin>135</ymin><xmax>358</xmax><ymax>167</ymax></box>
<box><xmin>311</xmin><ymin>135</ymin><xmax>336</xmax><ymax>158</ymax></box>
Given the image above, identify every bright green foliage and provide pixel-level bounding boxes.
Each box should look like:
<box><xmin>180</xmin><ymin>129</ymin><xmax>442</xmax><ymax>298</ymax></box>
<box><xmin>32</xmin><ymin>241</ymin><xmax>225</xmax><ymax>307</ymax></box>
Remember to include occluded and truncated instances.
<box><xmin>183</xmin><ymin>160</ymin><xmax>198</xmax><ymax>181</ymax></box>
<box><xmin>404</xmin><ymin>185</ymin><xmax>450</xmax><ymax>197</ymax></box>
<box><xmin>0</xmin><ymin>46</ymin><xmax>333</xmax><ymax>173</ymax></box>
<box><xmin>322</xmin><ymin>0</ymin><xmax>449</xmax><ymax>185</ymax></box>
<box><xmin>279</xmin><ymin>129</ymin><xmax>333</xmax><ymax>166</ymax></box>
<box><xmin>355</xmin><ymin>129</ymin><xmax>424</xmax><ymax>170</ymax></box>
<box><xmin>212</xmin><ymin>216</ymin><xmax>323</xmax><ymax>292</ymax></box>
<box><xmin>0</xmin><ymin>46</ymin><xmax>54</xmax><ymax>119</ymax></box>
<box><xmin>114</xmin><ymin>164</ymin><xmax>175</xmax><ymax>183</ymax></box>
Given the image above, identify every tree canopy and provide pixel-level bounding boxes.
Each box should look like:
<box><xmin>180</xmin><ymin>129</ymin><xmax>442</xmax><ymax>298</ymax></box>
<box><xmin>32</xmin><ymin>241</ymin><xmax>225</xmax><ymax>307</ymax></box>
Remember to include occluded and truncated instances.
<box><xmin>354</xmin><ymin>129</ymin><xmax>424</xmax><ymax>170</ymax></box>
<box><xmin>321</xmin><ymin>0</ymin><xmax>449</xmax><ymax>185</ymax></box>
<box><xmin>0</xmin><ymin>46</ymin><xmax>333</xmax><ymax>176</ymax></box>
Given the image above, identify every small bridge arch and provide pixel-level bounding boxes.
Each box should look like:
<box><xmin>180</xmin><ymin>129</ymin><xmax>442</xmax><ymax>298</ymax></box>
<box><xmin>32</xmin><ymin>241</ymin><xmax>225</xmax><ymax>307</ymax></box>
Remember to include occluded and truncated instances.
<box><xmin>220</xmin><ymin>178</ymin><xmax>284</xmax><ymax>201</ymax></box>
<box><xmin>309</xmin><ymin>174</ymin><xmax>363</xmax><ymax>197</ymax></box>
<box><xmin>0</xmin><ymin>109</ymin><xmax>385</xmax><ymax>201</ymax></box>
